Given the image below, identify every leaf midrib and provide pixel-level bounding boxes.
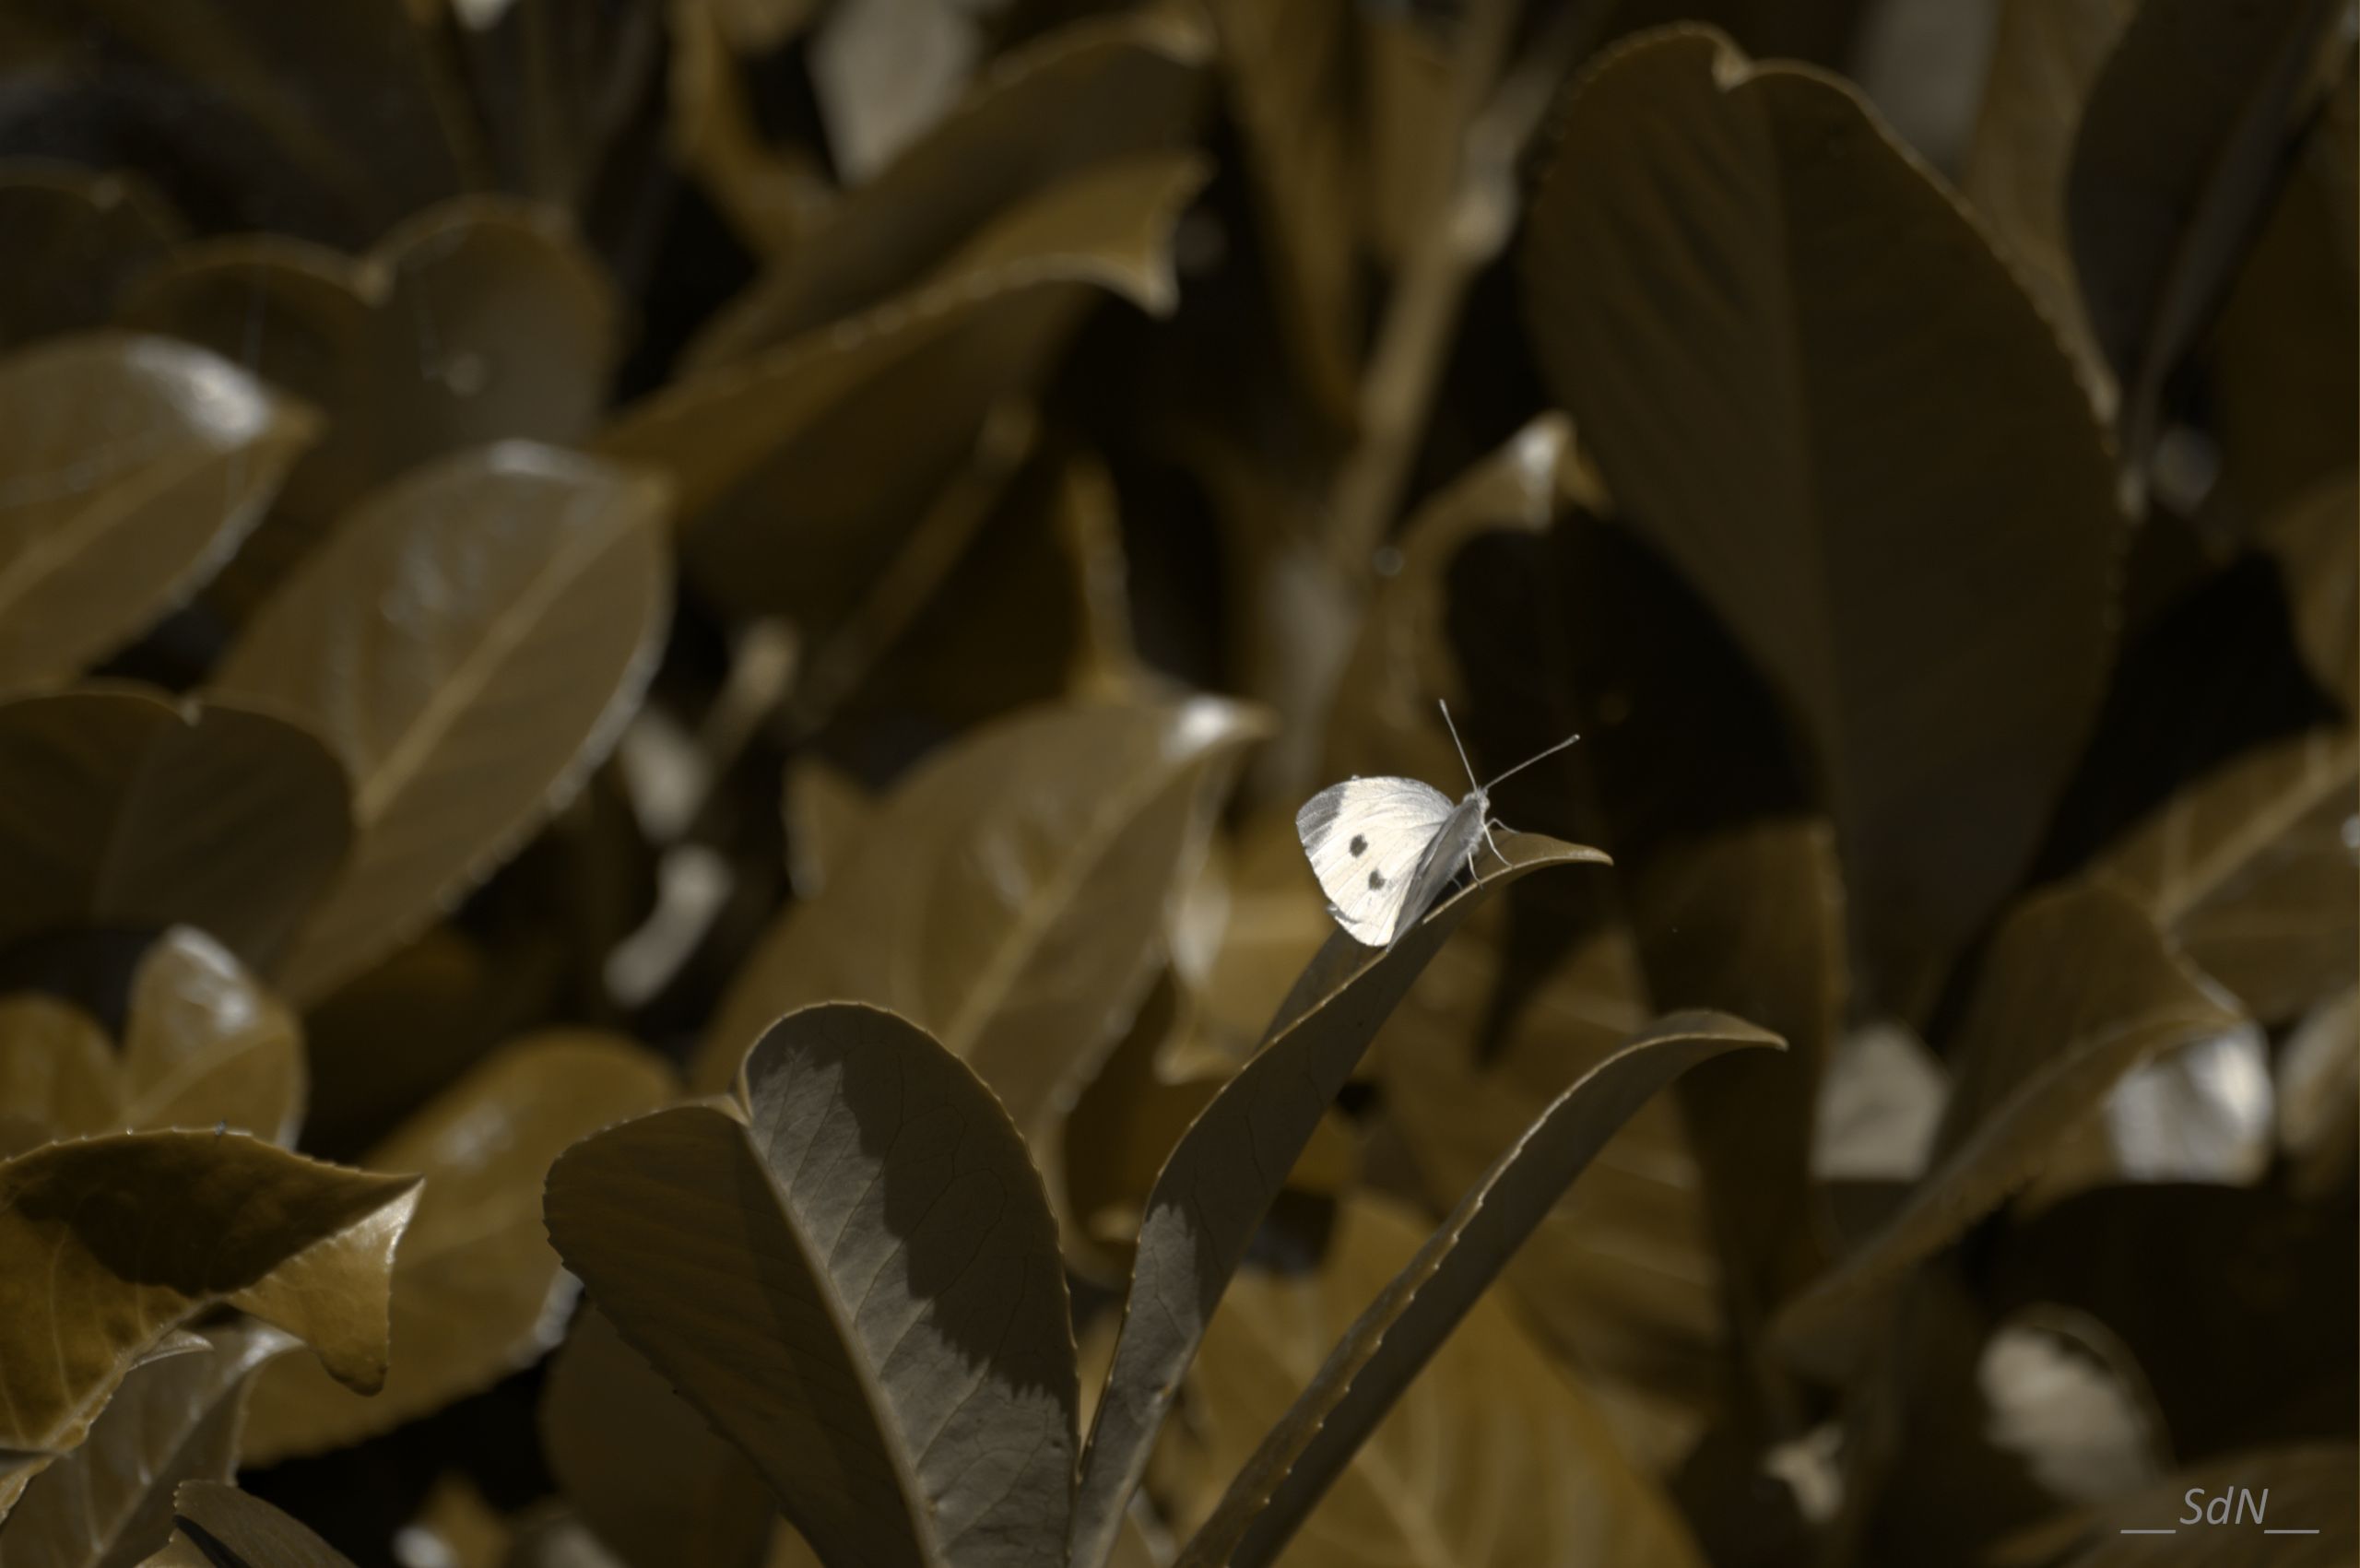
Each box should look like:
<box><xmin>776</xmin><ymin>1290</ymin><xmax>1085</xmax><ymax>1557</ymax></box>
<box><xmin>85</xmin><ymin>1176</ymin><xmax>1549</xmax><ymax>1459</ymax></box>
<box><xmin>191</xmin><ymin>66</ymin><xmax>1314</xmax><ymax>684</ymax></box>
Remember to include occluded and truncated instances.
<box><xmin>743</xmin><ymin>1108</ymin><xmax>948</xmax><ymax>1568</ymax></box>
<box><xmin>349</xmin><ymin>486</ymin><xmax>629</xmax><ymax>826</ymax></box>
<box><xmin>939</xmin><ymin>723</ymin><xmax>1229</xmax><ymax>1056</ymax></box>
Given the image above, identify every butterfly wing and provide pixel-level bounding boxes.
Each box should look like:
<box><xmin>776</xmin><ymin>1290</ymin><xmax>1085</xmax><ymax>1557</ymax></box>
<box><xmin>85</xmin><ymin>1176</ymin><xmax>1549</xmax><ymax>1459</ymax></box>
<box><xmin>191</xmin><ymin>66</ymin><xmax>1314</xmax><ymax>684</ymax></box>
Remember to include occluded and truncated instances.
<box><xmin>1296</xmin><ymin>777</ymin><xmax>1457</xmax><ymax>945</ymax></box>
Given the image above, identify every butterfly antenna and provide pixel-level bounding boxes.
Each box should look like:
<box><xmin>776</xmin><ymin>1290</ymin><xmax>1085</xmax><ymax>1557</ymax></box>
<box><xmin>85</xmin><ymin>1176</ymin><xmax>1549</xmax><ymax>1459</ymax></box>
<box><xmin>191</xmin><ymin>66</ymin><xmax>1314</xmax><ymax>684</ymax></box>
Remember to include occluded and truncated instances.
<box><xmin>1437</xmin><ymin>700</ymin><xmax>1481</xmax><ymax>792</ymax></box>
<box><xmin>1483</xmin><ymin>728</ymin><xmax>1582</xmax><ymax>791</ymax></box>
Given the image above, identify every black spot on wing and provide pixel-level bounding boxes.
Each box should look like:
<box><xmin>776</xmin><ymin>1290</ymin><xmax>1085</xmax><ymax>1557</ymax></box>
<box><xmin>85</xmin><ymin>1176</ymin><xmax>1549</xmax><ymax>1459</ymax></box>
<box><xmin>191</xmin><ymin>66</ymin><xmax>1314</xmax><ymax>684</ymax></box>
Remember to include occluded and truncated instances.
<box><xmin>1368</xmin><ymin>869</ymin><xmax>1385</xmax><ymax>889</ymax></box>
<box><xmin>1349</xmin><ymin>834</ymin><xmax>1366</xmax><ymax>855</ymax></box>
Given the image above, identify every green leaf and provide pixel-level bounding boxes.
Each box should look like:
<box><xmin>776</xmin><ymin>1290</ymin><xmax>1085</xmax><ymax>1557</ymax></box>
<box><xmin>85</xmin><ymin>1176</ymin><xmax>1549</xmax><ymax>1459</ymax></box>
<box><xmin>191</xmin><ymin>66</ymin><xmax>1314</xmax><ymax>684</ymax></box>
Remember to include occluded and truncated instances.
<box><xmin>1199</xmin><ymin>0</ymin><xmax>1363</xmax><ymax>428</ymax></box>
<box><xmin>2067</xmin><ymin>0</ymin><xmax>2347</xmax><ymax>471</ymax></box>
<box><xmin>698</xmin><ymin>698</ymin><xmax>1268</xmax><ymax>1164</ymax></box>
<box><xmin>144</xmin><ymin>1482</ymin><xmax>358</xmax><ymax>1568</ymax></box>
<box><xmin>1377</xmin><ymin>920</ymin><xmax>1729</xmax><ymax>1469</ymax></box>
<box><xmin>0</xmin><ymin>333</ymin><xmax>316</xmax><ymax>690</ymax></box>
<box><xmin>0</xmin><ymin>927</ymin><xmax>307</xmax><ymax>1151</ymax></box>
<box><xmin>0</xmin><ymin>1322</ymin><xmax>291</xmax><ymax>1565</ymax></box>
<box><xmin>58</xmin><ymin>0</ymin><xmax>478</xmax><ymax>246</ymax></box>
<box><xmin>210</xmin><ymin>442</ymin><xmax>673</xmax><ymax>1004</ymax></box>
<box><xmin>1772</xmin><ymin>881</ymin><xmax>2254</xmax><ymax>1372</ymax></box>
<box><xmin>2206</xmin><ymin>61</ymin><xmax>2357</xmax><ymax>537</ymax></box>
<box><xmin>0</xmin><ymin>166</ymin><xmax>183</xmax><ymax>350</ymax></box>
<box><xmin>238</xmin><ymin>1033</ymin><xmax>674</xmax><ymax>1461</ymax></box>
<box><xmin>2096</xmin><ymin>727</ymin><xmax>2359</xmax><ymax>1024</ymax></box>
<box><xmin>1069</xmin><ymin>831</ymin><xmax>1608</xmax><ymax>1568</ymax></box>
<box><xmin>684</xmin><ymin>1</ymin><xmax>1212</xmax><ymax>368</ymax></box>
<box><xmin>541</xmin><ymin>1308</ymin><xmax>777</xmax><ymax>1568</ymax></box>
<box><xmin>0</xmin><ymin>1130</ymin><xmax>418</xmax><ymax>1458</ymax></box>
<box><xmin>117</xmin><ymin>199</ymin><xmax>620</xmax><ymax>615</ymax></box>
<box><xmin>1179</xmin><ymin>1014</ymin><xmax>1774</xmax><ymax>1567</ymax></box>
<box><xmin>1961</xmin><ymin>0</ymin><xmax>2139</xmax><ymax>418</ymax></box>
<box><xmin>0</xmin><ymin>688</ymin><xmax>352</xmax><ymax>974</ymax></box>
<box><xmin>545</xmin><ymin>1003</ymin><xmax>1078</xmax><ymax>1568</ymax></box>
<box><xmin>1154</xmin><ymin>1196</ymin><xmax>1708</xmax><ymax>1568</ymax></box>
<box><xmin>603</xmin><ymin>152</ymin><xmax>1206</xmax><ymax>622</ymax></box>
<box><xmin>1521</xmin><ymin>24</ymin><xmax>2123</xmax><ymax>1013</ymax></box>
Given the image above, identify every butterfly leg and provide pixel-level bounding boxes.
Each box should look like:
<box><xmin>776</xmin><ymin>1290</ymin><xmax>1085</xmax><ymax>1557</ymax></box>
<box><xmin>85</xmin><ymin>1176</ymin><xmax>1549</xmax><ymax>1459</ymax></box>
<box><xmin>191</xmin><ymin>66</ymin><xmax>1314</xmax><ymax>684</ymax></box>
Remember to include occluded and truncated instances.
<box><xmin>1481</xmin><ymin>819</ymin><xmax>1512</xmax><ymax>869</ymax></box>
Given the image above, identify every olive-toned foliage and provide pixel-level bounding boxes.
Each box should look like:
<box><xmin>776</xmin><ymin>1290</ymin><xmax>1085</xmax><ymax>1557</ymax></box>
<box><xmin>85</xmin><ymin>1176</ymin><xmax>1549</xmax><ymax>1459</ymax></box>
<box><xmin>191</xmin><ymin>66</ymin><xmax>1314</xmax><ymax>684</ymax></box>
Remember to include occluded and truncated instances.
<box><xmin>0</xmin><ymin>1</ymin><xmax>2349</xmax><ymax>1564</ymax></box>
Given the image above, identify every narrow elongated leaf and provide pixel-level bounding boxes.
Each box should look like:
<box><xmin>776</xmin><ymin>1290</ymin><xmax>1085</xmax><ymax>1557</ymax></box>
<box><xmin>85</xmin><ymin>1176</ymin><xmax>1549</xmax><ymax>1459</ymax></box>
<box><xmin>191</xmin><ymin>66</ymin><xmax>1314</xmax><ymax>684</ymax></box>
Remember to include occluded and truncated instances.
<box><xmin>699</xmin><ymin>699</ymin><xmax>1268</xmax><ymax>1158</ymax></box>
<box><xmin>0</xmin><ymin>1322</ymin><xmax>291</xmax><ymax>1565</ymax></box>
<box><xmin>0</xmin><ymin>167</ymin><xmax>183</xmax><ymax>349</ymax></box>
<box><xmin>1181</xmin><ymin>1014</ymin><xmax>1775</xmax><ymax>1567</ymax></box>
<box><xmin>239</xmin><ymin>1033</ymin><xmax>673</xmax><ymax>1461</ymax></box>
<box><xmin>541</xmin><ymin>1309</ymin><xmax>776</xmax><ymax>1568</ymax></box>
<box><xmin>0</xmin><ymin>1131</ymin><xmax>418</xmax><ymax>1457</ymax></box>
<box><xmin>1522</xmin><ymin>25</ymin><xmax>2122</xmax><ymax>1012</ymax></box>
<box><xmin>2067</xmin><ymin>0</ymin><xmax>2346</xmax><ymax>467</ymax></box>
<box><xmin>1773</xmin><ymin>882</ymin><xmax>2254</xmax><ymax>1369</ymax></box>
<box><xmin>1379</xmin><ymin>920</ymin><xmax>1726</xmax><ymax>1470</ymax></box>
<box><xmin>118</xmin><ymin>200</ymin><xmax>620</xmax><ymax>610</ymax></box>
<box><xmin>1070</xmin><ymin>832</ymin><xmax>1607</xmax><ymax>1568</ymax></box>
<box><xmin>0</xmin><ymin>689</ymin><xmax>351</xmax><ymax>976</ymax></box>
<box><xmin>2097</xmin><ymin>727</ymin><xmax>2359</xmax><ymax>1023</ymax></box>
<box><xmin>2207</xmin><ymin>64</ymin><xmax>2358</xmax><ymax>537</ymax></box>
<box><xmin>148</xmin><ymin>1482</ymin><xmax>358</xmax><ymax>1568</ymax></box>
<box><xmin>601</xmin><ymin>151</ymin><xmax>1204</xmax><ymax>576</ymax></box>
<box><xmin>210</xmin><ymin>442</ymin><xmax>673</xmax><ymax>1004</ymax></box>
<box><xmin>685</xmin><ymin>1</ymin><xmax>1211</xmax><ymax>367</ymax></box>
<box><xmin>0</xmin><ymin>334</ymin><xmax>314</xmax><ymax>691</ymax></box>
<box><xmin>1202</xmin><ymin>0</ymin><xmax>1373</xmax><ymax>430</ymax></box>
<box><xmin>1156</xmin><ymin>1197</ymin><xmax>1706</xmax><ymax>1568</ymax></box>
<box><xmin>546</xmin><ymin>1004</ymin><xmax>1078</xmax><ymax>1568</ymax></box>
<box><xmin>1961</xmin><ymin>0</ymin><xmax>2138</xmax><ymax>415</ymax></box>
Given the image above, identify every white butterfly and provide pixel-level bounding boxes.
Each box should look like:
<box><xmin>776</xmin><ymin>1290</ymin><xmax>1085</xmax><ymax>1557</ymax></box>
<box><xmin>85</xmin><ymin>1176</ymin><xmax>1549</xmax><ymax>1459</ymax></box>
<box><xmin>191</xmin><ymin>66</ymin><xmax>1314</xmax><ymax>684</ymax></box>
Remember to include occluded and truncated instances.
<box><xmin>1296</xmin><ymin>702</ymin><xmax>1579</xmax><ymax>947</ymax></box>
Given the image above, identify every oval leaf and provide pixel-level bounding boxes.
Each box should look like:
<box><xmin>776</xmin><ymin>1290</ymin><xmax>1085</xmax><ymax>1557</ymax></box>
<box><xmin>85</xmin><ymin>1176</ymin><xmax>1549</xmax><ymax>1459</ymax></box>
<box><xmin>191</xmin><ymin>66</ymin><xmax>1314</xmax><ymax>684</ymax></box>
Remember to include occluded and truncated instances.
<box><xmin>0</xmin><ymin>334</ymin><xmax>315</xmax><ymax>691</ymax></box>
<box><xmin>2067</xmin><ymin>0</ymin><xmax>2346</xmax><ymax>467</ymax></box>
<box><xmin>239</xmin><ymin>1033</ymin><xmax>674</xmax><ymax>1462</ymax></box>
<box><xmin>0</xmin><ymin>688</ymin><xmax>351</xmax><ymax>982</ymax></box>
<box><xmin>1069</xmin><ymin>831</ymin><xmax>1608</xmax><ymax>1568</ymax></box>
<box><xmin>148</xmin><ymin>1482</ymin><xmax>358</xmax><ymax>1568</ymax></box>
<box><xmin>118</xmin><ymin>928</ymin><xmax>306</xmax><ymax>1147</ymax></box>
<box><xmin>0</xmin><ymin>1131</ymin><xmax>419</xmax><ymax>1457</ymax></box>
<box><xmin>2096</xmin><ymin>727</ymin><xmax>2359</xmax><ymax>1024</ymax></box>
<box><xmin>210</xmin><ymin>442</ymin><xmax>674</xmax><ymax>1004</ymax></box>
<box><xmin>1521</xmin><ymin>25</ymin><xmax>2123</xmax><ymax>1011</ymax></box>
<box><xmin>540</xmin><ymin>1308</ymin><xmax>778</xmax><ymax>1568</ymax></box>
<box><xmin>684</xmin><ymin>2</ymin><xmax>1212</xmax><ymax>368</ymax></box>
<box><xmin>1179</xmin><ymin>1014</ymin><xmax>1776</xmax><ymax>1568</ymax></box>
<box><xmin>119</xmin><ymin>199</ymin><xmax>620</xmax><ymax>612</ymax></box>
<box><xmin>1773</xmin><ymin>881</ymin><xmax>2254</xmax><ymax>1370</ymax></box>
<box><xmin>698</xmin><ymin>697</ymin><xmax>1269</xmax><ymax>1158</ymax></box>
<box><xmin>1961</xmin><ymin>0</ymin><xmax>2139</xmax><ymax>416</ymax></box>
<box><xmin>0</xmin><ymin>1322</ymin><xmax>291</xmax><ymax>1565</ymax></box>
<box><xmin>546</xmin><ymin>1003</ymin><xmax>1078</xmax><ymax>1568</ymax></box>
<box><xmin>601</xmin><ymin>150</ymin><xmax>1206</xmax><ymax>545</ymax></box>
<box><xmin>0</xmin><ymin>166</ymin><xmax>183</xmax><ymax>349</ymax></box>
